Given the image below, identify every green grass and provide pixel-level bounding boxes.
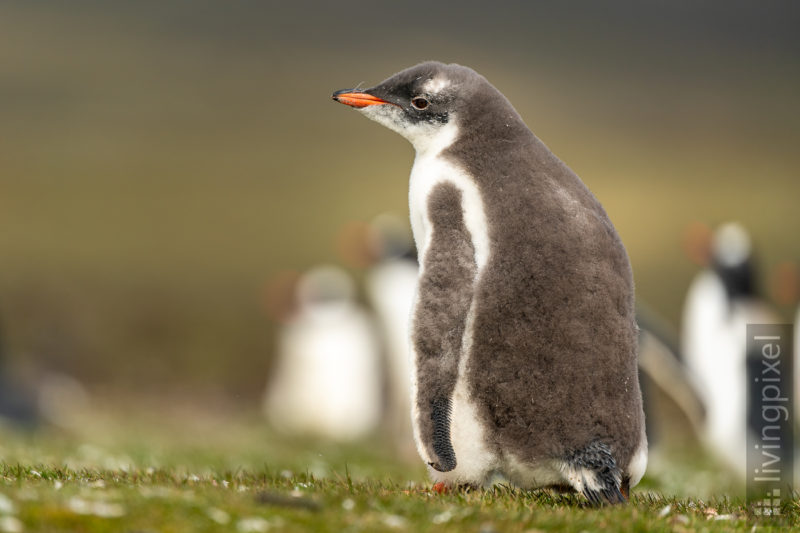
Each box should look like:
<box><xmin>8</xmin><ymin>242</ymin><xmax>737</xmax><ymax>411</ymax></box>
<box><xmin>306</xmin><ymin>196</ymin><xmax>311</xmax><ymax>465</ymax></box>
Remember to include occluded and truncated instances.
<box><xmin>0</xmin><ymin>408</ymin><xmax>797</xmax><ymax>532</ymax></box>
<box><xmin>0</xmin><ymin>462</ymin><xmax>785</xmax><ymax>533</ymax></box>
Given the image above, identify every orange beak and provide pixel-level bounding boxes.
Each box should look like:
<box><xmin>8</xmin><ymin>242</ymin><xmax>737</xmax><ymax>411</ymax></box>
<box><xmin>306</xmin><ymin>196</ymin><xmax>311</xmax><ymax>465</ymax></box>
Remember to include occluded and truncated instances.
<box><xmin>332</xmin><ymin>89</ymin><xmax>392</xmax><ymax>108</ymax></box>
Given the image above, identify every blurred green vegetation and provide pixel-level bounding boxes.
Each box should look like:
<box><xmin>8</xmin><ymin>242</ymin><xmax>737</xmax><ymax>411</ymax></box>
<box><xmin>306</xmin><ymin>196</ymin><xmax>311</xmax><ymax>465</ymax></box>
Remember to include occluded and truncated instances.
<box><xmin>0</xmin><ymin>1</ymin><xmax>798</xmax><ymax>399</ymax></box>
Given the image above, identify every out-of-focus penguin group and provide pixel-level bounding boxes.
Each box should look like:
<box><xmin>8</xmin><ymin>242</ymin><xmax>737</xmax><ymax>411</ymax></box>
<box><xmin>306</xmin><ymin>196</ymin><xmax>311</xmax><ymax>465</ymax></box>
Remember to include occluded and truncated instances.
<box><xmin>262</xmin><ymin>214</ymin><xmax>419</xmax><ymax>459</ymax></box>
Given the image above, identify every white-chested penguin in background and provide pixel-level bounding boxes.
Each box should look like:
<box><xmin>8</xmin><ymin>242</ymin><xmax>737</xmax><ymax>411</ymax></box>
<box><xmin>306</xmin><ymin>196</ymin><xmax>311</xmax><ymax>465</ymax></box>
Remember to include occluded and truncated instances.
<box><xmin>332</xmin><ymin>62</ymin><xmax>646</xmax><ymax>505</ymax></box>
<box><xmin>681</xmin><ymin>222</ymin><xmax>784</xmax><ymax>477</ymax></box>
<box><xmin>364</xmin><ymin>214</ymin><xmax>420</xmax><ymax>460</ymax></box>
<box><xmin>263</xmin><ymin>266</ymin><xmax>383</xmax><ymax>442</ymax></box>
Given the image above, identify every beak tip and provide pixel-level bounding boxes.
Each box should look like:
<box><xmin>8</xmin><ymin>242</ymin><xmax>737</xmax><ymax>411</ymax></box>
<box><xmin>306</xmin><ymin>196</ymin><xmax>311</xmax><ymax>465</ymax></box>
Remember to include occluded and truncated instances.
<box><xmin>332</xmin><ymin>88</ymin><xmax>352</xmax><ymax>103</ymax></box>
<box><xmin>331</xmin><ymin>89</ymin><xmax>390</xmax><ymax>108</ymax></box>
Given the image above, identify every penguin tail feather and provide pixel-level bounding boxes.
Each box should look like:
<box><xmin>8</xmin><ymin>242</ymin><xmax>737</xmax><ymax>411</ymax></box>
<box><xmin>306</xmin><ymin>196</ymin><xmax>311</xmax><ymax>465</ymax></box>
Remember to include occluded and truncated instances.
<box><xmin>581</xmin><ymin>482</ymin><xmax>627</xmax><ymax>506</ymax></box>
<box><xmin>564</xmin><ymin>441</ymin><xmax>628</xmax><ymax>506</ymax></box>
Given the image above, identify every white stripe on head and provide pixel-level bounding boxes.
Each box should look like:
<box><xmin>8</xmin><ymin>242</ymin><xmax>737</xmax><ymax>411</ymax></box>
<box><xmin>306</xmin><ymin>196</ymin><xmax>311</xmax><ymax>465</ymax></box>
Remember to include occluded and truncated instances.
<box><xmin>422</xmin><ymin>77</ymin><xmax>450</xmax><ymax>94</ymax></box>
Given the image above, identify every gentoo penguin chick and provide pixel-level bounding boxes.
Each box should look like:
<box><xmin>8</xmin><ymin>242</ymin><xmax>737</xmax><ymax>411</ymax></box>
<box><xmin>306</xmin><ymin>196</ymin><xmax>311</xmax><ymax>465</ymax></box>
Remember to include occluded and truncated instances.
<box><xmin>333</xmin><ymin>62</ymin><xmax>646</xmax><ymax>504</ymax></box>
<box><xmin>263</xmin><ymin>266</ymin><xmax>383</xmax><ymax>442</ymax></box>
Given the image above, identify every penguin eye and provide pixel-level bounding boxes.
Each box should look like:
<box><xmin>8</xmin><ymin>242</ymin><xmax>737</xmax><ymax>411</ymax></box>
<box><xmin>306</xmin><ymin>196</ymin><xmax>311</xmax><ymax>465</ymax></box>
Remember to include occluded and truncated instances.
<box><xmin>411</xmin><ymin>97</ymin><xmax>429</xmax><ymax>110</ymax></box>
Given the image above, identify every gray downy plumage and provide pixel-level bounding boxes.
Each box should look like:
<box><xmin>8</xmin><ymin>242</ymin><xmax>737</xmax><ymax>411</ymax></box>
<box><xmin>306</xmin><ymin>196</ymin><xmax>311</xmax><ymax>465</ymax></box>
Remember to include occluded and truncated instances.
<box><xmin>332</xmin><ymin>61</ymin><xmax>646</xmax><ymax>505</ymax></box>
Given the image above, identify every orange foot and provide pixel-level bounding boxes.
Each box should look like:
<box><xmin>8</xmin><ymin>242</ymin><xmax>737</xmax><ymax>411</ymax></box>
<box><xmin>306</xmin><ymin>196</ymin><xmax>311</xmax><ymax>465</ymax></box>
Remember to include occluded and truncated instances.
<box><xmin>431</xmin><ymin>482</ymin><xmax>448</xmax><ymax>494</ymax></box>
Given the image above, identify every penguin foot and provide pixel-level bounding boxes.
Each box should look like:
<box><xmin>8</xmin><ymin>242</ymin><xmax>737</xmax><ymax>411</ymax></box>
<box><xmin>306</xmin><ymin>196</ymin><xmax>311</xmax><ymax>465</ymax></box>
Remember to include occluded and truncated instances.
<box><xmin>431</xmin><ymin>482</ymin><xmax>448</xmax><ymax>494</ymax></box>
<box><xmin>563</xmin><ymin>441</ymin><xmax>627</xmax><ymax>506</ymax></box>
<box><xmin>620</xmin><ymin>477</ymin><xmax>630</xmax><ymax>501</ymax></box>
<box><xmin>430</xmin><ymin>482</ymin><xmax>477</xmax><ymax>495</ymax></box>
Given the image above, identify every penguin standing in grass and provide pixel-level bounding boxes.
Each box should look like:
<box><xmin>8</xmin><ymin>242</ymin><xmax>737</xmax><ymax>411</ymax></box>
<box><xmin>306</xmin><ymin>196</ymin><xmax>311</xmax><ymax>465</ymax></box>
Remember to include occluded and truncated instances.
<box><xmin>681</xmin><ymin>222</ymin><xmax>784</xmax><ymax>477</ymax></box>
<box><xmin>333</xmin><ymin>62</ymin><xmax>646</xmax><ymax>504</ymax></box>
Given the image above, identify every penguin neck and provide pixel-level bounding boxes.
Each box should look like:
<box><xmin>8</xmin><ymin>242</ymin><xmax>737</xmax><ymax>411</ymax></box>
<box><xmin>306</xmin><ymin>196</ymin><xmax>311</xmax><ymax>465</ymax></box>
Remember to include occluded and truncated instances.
<box><xmin>713</xmin><ymin>257</ymin><xmax>757</xmax><ymax>303</ymax></box>
<box><xmin>411</xmin><ymin>120</ymin><xmax>459</xmax><ymax>160</ymax></box>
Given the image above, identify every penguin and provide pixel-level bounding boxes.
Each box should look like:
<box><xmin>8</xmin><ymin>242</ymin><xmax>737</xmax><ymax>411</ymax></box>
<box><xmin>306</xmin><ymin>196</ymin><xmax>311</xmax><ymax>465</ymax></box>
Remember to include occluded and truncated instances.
<box><xmin>263</xmin><ymin>266</ymin><xmax>383</xmax><ymax>442</ymax></box>
<box><xmin>363</xmin><ymin>214</ymin><xmax>420</xmax><ymax>460</ymax></box>
<box><xmin>796</xmin><ymin>304</ymin><xmax>800</xmax><ymax>420</ymax></box>
<box><xmin>794</xmin><ymin>299</ymin><xmax>800</xmax><ymax>482</ymax></box>
<box><xmin>681</xmin><ymin>222</ymin><xmax>781</xmax><ymax>477</ymax></box>
<box><xmin>767</xmin><ymin>260</ymin><xmax>800</xmax><ymax>428</ymax></box>
<box><xmin>0</xmin><ymin>316</ymin><xmax>39</xmax><ymax>427</ymax></box>
<box><xmin>636</xmin><ymin>304</ymin><xmax>706</xmax><ymax>448</ymax></box>
<box><xmin>332</xmin><ymin>61</ymin><xmax>646</xmax><ymax>504</ymax></box>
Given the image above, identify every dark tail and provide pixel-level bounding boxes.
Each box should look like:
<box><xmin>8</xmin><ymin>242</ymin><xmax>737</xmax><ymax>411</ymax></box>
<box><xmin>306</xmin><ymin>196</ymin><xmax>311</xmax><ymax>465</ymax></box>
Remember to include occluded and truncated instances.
<box><xmin>566</xmin><ymin>441</ymin><xmax>627</xmax><ymax>505</ymax></box>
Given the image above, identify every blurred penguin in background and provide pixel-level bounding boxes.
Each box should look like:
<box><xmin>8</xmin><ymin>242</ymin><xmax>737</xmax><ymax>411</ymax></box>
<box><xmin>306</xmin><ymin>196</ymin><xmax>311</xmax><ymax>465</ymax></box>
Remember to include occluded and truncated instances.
<box><xmin>767</xmin><ymin>261</ymin><xmax>800</xmax><ymax>428</ymax></box>
<box><xmin>363</xmin><ymin>214</ymin><xmax>419</xmax><ymax>459</ymax></box>
<box><xmin>0</xmin><ymin>309</ymin><xmax>93</xmax><ymax>430</ymax></box>
<box><xmin>263</xmin><ymin>266</ymin><xmax>383</xmax><ymax>441</ymax></box>
<box><xmin>636</xmin><ymin>304</ymin><xmax>705</xmax><ymax>452</ymax></box>
<box><xmin>681</xmin><ymin>222</ymin><xmax>781</xmax><ymax>476</ymax></box>
<box><xmin>0</xmin><ymin>316</ymin><xmax>38</xmax><ymax>427</ymax></box>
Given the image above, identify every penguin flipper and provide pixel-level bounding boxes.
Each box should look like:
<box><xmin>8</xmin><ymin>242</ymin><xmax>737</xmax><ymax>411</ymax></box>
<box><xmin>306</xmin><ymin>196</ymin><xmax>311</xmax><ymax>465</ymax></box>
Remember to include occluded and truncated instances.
<box><xmin>564</xmin><ymin>441</ymin><xmax>627</xmax><ymax>506</ymax></box>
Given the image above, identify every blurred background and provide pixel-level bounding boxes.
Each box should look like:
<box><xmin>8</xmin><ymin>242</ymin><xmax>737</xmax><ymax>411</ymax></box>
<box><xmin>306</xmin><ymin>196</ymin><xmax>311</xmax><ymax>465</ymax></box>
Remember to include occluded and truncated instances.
<box><xmin>1</xmin><ymin>0</ymin><xmax>799</xmax><ymax>494</ymax></box>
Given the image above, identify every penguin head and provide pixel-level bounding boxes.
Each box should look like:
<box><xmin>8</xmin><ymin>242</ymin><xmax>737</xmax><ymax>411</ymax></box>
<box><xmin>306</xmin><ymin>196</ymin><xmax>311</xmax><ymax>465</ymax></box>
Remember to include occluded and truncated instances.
<box><xmin>710</xmin><ymin>222</ymin><xmax>757</xmax><ymax>300</ymax></box>
<box><xmin>333</xmin><ymin>61</ymin><xmax>506</xmax><ymax>153</ymax></box>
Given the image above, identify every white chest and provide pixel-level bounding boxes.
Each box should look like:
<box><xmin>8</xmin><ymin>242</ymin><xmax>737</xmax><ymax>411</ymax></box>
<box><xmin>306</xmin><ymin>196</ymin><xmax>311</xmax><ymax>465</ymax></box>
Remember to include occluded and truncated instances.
<box><xmin>407</xmin><ymin>154</ymin><xmax>491</xmax><ymax>273</ymax></box>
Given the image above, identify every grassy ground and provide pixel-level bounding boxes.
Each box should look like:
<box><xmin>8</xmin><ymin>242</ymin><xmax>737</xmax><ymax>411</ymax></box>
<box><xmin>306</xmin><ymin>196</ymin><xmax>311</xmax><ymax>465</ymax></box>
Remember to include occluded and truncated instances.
<box><xmin>0</xmin><ymin>405</ymin><xmax>796</xmax><ymax>532</ymax></box>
